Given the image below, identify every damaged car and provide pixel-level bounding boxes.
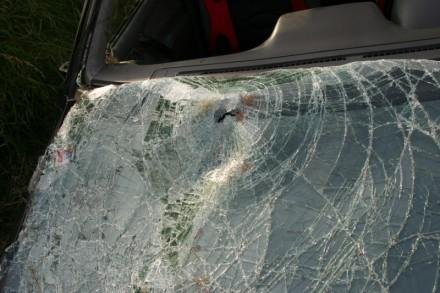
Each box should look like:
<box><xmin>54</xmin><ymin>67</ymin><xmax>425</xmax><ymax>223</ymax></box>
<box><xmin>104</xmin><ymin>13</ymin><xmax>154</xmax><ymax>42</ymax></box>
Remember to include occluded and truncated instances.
<box><xmin>1</xmin><ymin>0</ymin><xmax>440</xmax><ymax>292</ymax></box>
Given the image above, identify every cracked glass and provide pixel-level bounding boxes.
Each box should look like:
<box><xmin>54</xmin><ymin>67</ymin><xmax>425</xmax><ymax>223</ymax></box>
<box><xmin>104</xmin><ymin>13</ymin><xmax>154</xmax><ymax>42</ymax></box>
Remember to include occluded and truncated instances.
<box><xmin>1</xmin><ymin>59</ymin><xmax>440</xmax><ymax>292</ymax></box>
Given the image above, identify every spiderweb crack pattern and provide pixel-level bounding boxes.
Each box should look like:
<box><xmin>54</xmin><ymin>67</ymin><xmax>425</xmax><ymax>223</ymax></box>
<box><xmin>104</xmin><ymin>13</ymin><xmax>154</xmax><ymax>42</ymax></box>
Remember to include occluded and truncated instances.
<box><xmin>1</xmin><ymin>60</ymin><xmax>440</xmax><ymax>293</ymax></box>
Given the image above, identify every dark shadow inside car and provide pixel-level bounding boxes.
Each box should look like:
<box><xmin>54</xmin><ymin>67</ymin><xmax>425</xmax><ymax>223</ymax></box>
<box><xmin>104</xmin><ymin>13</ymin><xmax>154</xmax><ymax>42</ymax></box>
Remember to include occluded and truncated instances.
<box><xmin>110</xmin><ymin>0</ymin><xmax>391</xmax><ymax>65</ymax></box>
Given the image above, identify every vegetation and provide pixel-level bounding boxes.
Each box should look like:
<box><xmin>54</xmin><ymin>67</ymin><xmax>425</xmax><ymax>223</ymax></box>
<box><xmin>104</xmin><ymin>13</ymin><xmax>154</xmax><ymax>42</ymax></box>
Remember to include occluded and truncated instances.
<box><xmin>0</xmin><ymin>0</ymin><xmax>83</xmax><ymax>254</ymax></box>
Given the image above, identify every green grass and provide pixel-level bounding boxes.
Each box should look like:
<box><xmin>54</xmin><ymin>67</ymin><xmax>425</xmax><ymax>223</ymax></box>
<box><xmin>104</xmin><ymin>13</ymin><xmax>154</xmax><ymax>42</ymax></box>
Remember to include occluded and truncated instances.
<box><xmin>0</xmin><ymin>0</ymin><xmax>83</xmax><ymax>254</ymax></box>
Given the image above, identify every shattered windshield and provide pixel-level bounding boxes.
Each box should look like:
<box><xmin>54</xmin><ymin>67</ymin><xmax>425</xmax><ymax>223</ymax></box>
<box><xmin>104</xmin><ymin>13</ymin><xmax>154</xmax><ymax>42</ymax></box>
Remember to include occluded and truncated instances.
<box><xmin>1</xmin><ymin>60</ymin><xmax>440</xmax><ymax>292</ymax></box>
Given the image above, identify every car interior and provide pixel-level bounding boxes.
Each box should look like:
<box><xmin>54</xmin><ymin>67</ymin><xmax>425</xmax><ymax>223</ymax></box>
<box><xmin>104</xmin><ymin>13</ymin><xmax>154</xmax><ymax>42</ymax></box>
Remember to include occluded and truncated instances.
<box><xmin>109</xmin><ymin>0</ymin><xmax>440</xmax><ymax>64</ymax></box>
<box><xmin>70</xmin><ymin>0</ymin><xmax>440</xmax><ymax>86</ymax></box>
<box><xmin>110</xmin><ymin>0</ymin><xmax>394</xmax><ymax>64</ymax></box>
